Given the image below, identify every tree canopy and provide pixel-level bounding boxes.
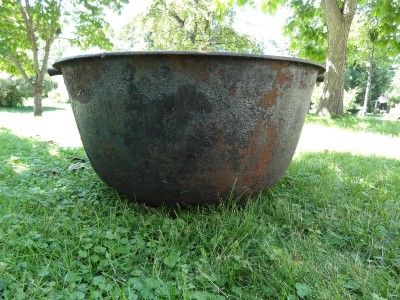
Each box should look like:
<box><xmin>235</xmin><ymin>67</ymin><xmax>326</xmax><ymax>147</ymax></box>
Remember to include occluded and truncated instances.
<box><xmin>218</xmin><ymin>0</ymin><xmax>399</xmax><ymax>116</ymax></box>
<box><xmin>228</xmin><ymin>0</ymin><xmax>400</xmax><ymax>62</ymax></box>
<box><xmin>1</xmin><ymin>0</ymin><xmax>399</xmax><ymax>117</ymax></box>
<box><xmin>0</xmin><ymin>0</ymin><xmax>128</xmax><ymax>115</ymax></box>
<box><xmin>120</xmin><ymin>0</ymin><xmax>263</xmax><ymax>53</ymax></box>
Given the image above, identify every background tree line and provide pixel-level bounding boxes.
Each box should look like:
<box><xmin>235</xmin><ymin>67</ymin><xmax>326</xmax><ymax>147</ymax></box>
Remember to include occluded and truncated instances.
<box><xmin>0</xmin><ymin>0</ymin><xmax>399</xmax><ymax>117</ymax></box>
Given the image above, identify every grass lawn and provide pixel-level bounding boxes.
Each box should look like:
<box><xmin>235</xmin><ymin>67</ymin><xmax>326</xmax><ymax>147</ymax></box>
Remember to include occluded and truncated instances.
<box><xmin>1</xmin><ymin>127</ymin><xmax>399</xmax><ymax>299</ymax></box>
<box><xmin>306</xmin><ymin>114</ymin><xmax>400</xmax><ymax>137</ymax></box>
<box><xmin>0</xmin><ymin>106</ymin><xmax>65</xmax><ymax>114</ymax></box>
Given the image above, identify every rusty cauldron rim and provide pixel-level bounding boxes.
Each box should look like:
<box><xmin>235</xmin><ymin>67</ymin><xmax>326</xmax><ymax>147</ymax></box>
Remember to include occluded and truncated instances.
<box><xmin>51</xmin><ymin>51</ymin><xmax>325</xmax><ymax>74</ymax></box>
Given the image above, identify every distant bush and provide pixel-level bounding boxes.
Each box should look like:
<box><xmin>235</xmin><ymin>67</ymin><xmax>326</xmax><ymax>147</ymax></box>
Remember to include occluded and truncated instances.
<box><xmin>47</xmin><ymin>89</ymin><xmax>70</xmax><ymax>103</ymax></box>
<box><xmin>345</xmin><ymin>62</ymin><xmax>395</xmax><ymax>110</ymax></box>
<box><xmin>309</xmin><ymin>83</ymin><xmax>323</xmax><ymax>111</ymax></box>
<box><xmin>389</xmin><ymin>95</ymin><xmax>400</xmax><ymax>107</ymax></box>
<box><xmin>0</xmin><ymin>78</ymin><xmax>24</xmax><ymax>107</ymax></box>
<box><xmin>343</xmin><ymin>87</ymin><xmax>361</xmax><ymax>114</ymax></box>
<box><xmin>0</xmin><ymin>76</ymin><xmax>58</xmax><ymax>107</ymax></box>
<box><xmin>16</xmin><ymin>76</ymin><xmax>57</xmax><ymax>99</ymax></box>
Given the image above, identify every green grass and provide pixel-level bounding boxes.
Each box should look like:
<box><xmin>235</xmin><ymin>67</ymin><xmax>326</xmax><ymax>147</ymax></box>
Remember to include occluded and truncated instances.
<box><xmin>306</xmin><ymin>114</ymin><xmax>400</xmax><ymax>137</ymax></box>
<box><xmin>1</xmin><ymin>128</ymin><xmax>399</xmax><ymax>299</ymax></box>
<box><xmin>0</xmin><ymin>106</ymin><xmax>64</xmax><ymax>114</ymax></box>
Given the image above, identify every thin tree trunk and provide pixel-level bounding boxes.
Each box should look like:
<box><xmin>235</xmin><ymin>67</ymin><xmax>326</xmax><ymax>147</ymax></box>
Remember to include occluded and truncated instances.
<box><xmin>33</xmin><ymin>84</ymin><xmax>43</xmax><ymax>116</ymax></box>
<box><xmin>7</xmin><ymin>1</ymin><xmax>58</xmax><ymax>116</ymax></box>
<box><xmin>361</xmin><ymin>62</ymin><xmax>372</xmax><ymax>117</ymax></box>
<box><xmin>33</xmin><ymin>38</ymin><xmax>53</xmax><ymax>117</ymax></box>
<box><xmin>317</xmin><ymin>0</ymin><xmax>357</xmax><ymax>117</ymax></box>
<box><xmin>19</xmin><ymin>0</ymin><xmax>52</xmax><ymax>117</ymax></box>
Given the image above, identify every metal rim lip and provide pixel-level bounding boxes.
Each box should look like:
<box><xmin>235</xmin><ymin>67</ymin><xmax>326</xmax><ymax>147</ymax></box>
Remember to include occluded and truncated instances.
<box><xmin>52</xmin><ymin>51</ymin><xmax>325</xmax><ymax>74</ymax></box>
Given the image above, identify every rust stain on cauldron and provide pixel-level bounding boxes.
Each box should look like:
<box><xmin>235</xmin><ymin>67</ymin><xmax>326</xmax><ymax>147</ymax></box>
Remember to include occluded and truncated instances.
<box><xmin>276</xmin><ymin>68</ymin><xmax>291</xmax><ymax>84</ymax></box>
<box><xmin>177</xmin><ymin>129</ymin><xmax>237</xmax><ymax>199</ymax></box>
<box><xmin>208</xmin><ymin>131</ymin><xmax>237</xmax><ymax>194</ymax></box>
<box><xmin>194</xmin><ymin>63</ymin><xmax>211</xmax><ymax>81</ymax></box>
<box><xmin>239</xmin><ymin>122</ymin><xmax>278</xmax><ymax>193</ymax></box>
<box><xmin>260</xmin><ymin>89</ymin><xmax>278</xmax><ymax>108</ymax></box>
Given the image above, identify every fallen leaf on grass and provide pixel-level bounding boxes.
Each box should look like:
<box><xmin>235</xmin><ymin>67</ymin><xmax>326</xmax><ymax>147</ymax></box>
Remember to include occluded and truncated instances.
<box><xmin>68</xmin><ymin>162</ymin><xmax>86</xmax><ymax>172</ymax></box>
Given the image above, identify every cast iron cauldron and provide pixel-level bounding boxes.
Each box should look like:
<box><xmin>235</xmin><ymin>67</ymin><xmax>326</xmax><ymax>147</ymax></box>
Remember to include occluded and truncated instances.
<box><xmin>49</xmin><ymin>51</ymin><xmax>324</xmax><ymax>205</ymax></box>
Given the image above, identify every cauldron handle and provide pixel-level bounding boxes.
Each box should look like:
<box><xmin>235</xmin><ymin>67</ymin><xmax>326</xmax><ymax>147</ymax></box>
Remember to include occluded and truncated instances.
<box><xmin>48</xmin><ymin>67</ymin><xmax>62</xmax><ymax>76</ymax></box>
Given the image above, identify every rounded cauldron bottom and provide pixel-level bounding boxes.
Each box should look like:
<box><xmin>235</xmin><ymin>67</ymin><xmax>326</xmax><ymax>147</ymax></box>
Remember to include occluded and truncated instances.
<box><xmin>53</xmin><ymin>52</ymin><xmax>323</xmax><ymax>205</ymax></box>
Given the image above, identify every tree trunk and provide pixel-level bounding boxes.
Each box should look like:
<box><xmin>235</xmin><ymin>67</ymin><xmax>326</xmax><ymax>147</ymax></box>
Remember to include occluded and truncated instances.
<box><xmin>33</xmin><ymin>84</ymin><xmax>43</xmax><ymax>116</ymax></box>
<box><xmin>317</xmin><ymin>0</ymin><xmax>357</xmax><ymax>117</ymax></box>
<box><xmin>361</xmin><ymin>62</ymin><xmax>372</xmax><ymax>117</ymax></box>
<box><xmin>318</xmin><ymin>27</ymin><xmax>348</xmax><ymax>116</ymax></box>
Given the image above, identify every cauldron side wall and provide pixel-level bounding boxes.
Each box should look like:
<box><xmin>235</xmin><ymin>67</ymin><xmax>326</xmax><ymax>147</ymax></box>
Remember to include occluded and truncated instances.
<box><xmin>59</xmin><ymin>55</ymin><xmax>319</xmax><ymax>205</ymax></box>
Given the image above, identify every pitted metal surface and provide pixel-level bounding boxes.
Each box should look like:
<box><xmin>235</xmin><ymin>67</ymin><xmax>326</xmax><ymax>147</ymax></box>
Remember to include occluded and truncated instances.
<box><xmin>54</xmin><ymin>52</ymin><xmax>323</xmax><ymax>205</ymax></box>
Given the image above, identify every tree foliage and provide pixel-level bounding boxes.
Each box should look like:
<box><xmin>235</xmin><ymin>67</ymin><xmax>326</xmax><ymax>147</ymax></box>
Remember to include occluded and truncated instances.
<box><xmin>0</xmin><ymin>77</ymin><xmax>25</xmax><ymax>107</ymax></box>
<box><xmin>345</xmin><ymin>62</ymin><xmax>395</xmax><ymax>109</ymax></box>
<box><xmin>121</xmin><ymin>0</ymin><xmax>263</xmax><ymax>53</ymax></box>
<box><xmin>231</xmin><ymin>0</ymin><xmax>400</xmax><ymax>62</ymax></box>
<box><xmin>345</xmin><ymin>2</ymin><xmax>399</xmax><ymax>115</ymax></box>
<box><xmin>348</xmin><ymin>1</ymin><xmax>400</xmax><ymax>65</ymax></box>
<box><xmin>217</xmin><ymin>0</ymin><xmax>399</xmax><ymax>117</ymax></box>
<box><xmin>0</xmin><ymin>0</ymin><xmax>127</xmax><ymax>115</ymax></box>
<box><xmin>368</xmin><ymin>0</ymin><xmax>400</xmax><ymax>57</ymax></box>
<box><xmin>284</xmin><ymin>1</ymin><xmax>326</xmax><ymax>63</ymax></box>
<box><xmin>0</xmin><ymin>74</ymin><xmax>57</xmax><ymax>107</ymax></box>
<box><xmin>16</xmin><ymin>76</ymin><xmax>58</xmax><ymax>99</ymax></box>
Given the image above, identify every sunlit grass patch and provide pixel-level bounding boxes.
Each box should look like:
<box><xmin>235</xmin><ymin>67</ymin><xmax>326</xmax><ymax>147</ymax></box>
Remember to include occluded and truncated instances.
<box><xmin>306</xmin><ymin>114</ymin><xmax>400</xmax><ymax>137</ymax></box>
<box><xmin>0</xmin><ymin>128</ymin><xmax>399</xmax><ymax>299</ymax></box>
